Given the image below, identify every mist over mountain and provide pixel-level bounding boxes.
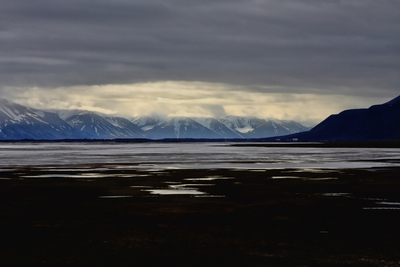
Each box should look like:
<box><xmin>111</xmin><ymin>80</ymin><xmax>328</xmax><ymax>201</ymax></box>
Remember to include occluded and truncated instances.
<box><xmin>0</xmin><ymin>99</ymin><xmax>310</xmax><ymax>140</ymax></box>
<box><xmin>220</xmin><ymin>116</ymin><xmax>309</xmax><ymax>139</ymax></box>
<box><xmin>132</xmin><ymin>116</ymin><xmax>243</xmax><ymax>139</ymax></box>
<box><xmin>132</xmin><ymin>115</ymin><xmax>310</xmax><ymax>139</ymax></box>
<box><xmin>138</xmin><ymin>117</ymin><xmax>224</xmax><ymax>139</ymax></box>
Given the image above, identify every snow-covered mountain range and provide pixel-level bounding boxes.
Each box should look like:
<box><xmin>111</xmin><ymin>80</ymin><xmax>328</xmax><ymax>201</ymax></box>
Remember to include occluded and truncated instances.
<box><xmin>0</xmin><ymin>99</ymin><xmax>310</xmax><ymax>140</ymax></box>
<box><xmin>132</xmin><ymin>115</ymin><xmax>310</xmax><ymax>139</ymax></box>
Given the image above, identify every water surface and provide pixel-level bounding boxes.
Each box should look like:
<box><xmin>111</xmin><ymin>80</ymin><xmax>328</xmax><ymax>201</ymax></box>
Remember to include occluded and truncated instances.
<box><xmin>1</xmin><ymin>142</ymin><xmax>400</xmax><ymax>170</ymax></box>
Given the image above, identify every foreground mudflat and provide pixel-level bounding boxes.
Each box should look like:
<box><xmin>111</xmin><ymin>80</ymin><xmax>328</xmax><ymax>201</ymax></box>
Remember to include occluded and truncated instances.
<box><xmin>1</xmin><ymin>166</ymin><xmax>400</xmax><ymax>266</ymax></box>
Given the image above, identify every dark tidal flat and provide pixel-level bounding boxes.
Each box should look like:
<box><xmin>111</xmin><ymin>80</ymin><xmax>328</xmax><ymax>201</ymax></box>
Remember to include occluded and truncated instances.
<box><xmin>1</xmin><ymin>164</ymin><xmax>400</xmax><ymax>266</ymax></box>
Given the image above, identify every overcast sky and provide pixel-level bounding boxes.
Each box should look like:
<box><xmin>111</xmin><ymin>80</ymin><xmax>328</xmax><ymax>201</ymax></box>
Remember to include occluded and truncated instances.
<box><xmin>1</xmin><ymin>0</ymin><xmax>399</xmax><ymax>125</ymax></box>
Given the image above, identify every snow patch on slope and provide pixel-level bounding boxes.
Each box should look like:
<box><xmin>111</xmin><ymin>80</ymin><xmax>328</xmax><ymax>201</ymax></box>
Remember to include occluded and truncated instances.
<box><xmin>0</xmin><ymin>105</ymin><xmax>23</xmax><ymax>122</ymax></box>
<box><xmin>236</xmin><ymin>125</ymin><xmax>254</xmax><ymax>133</ymax></box>
<box><xmin>141</xmin><ymin>125</ymin><xmax>156</xmax><ymax>131</ymax></box>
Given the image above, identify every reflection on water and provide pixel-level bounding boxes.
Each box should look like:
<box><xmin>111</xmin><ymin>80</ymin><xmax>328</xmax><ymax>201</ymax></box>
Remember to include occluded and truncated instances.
<box><xmin>144</xmin><ymin>189</ymin><xmax>206</xmax><ymax>195</ymax></box>
<box><xmin>185</xmin><ymin>177</ymin><xmax>234</xmax><ymax>181</ymax></box>
<box><xmin>376</xmin><ymin>202</ymin><xmax>400</xmax><ymax>205</ymax></box>
<box><xmin>143</xmin><ymin>182</ymin><xmax>213</xmax><ymax>195</ymax></box>
<box><xmin>272</xmin><ymin>176</ymin><xmax>300</xmax><ymax>179</ymax></box>
<box><xmin>168</xmin><ymin>183</ymin><xmax>213</xmax><ymax>188</ymax></box>
<box><xmin>363</xmin><ymin>201</ymin><xmax>400</xmax><ymax>210</ymax></box>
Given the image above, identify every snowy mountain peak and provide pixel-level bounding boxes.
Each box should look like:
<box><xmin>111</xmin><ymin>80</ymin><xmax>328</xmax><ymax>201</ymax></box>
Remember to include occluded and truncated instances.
<box><xmin>0</xmin><ymin>100</ymin><xmax>86</xmax><ymax>140</ymax></box>
<box><xmin>0</xmin><ymin>99</ymin><xmax>51</xmax><ymax>124</ymax></box>
<box><xmin>64</xmin><ymin>112</ymin><xmax>144</xmax><ymax>139</ymax></box>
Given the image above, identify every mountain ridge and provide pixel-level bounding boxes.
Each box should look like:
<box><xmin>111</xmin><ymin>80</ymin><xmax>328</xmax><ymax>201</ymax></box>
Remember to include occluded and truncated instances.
<box><xmin>0</xmin><ymin>99</ymin><xmax>88</xmax><ymax>140</ymax></box>
<box><xmin>132</xmin><ymin>115</ymin><xmax>310</xmax><ymax>139</ymax></box>
<box><xmin>0</xmin><ymin>99</ymin><xmax>310</xmax><ymax>140</ymax></box>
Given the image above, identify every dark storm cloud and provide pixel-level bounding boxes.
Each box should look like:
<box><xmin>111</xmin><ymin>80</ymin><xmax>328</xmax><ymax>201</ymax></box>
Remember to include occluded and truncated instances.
<box><xmin>0</xmin><ymin>0</ymin><xmax>399</xmax><ymax>96</ymax></box>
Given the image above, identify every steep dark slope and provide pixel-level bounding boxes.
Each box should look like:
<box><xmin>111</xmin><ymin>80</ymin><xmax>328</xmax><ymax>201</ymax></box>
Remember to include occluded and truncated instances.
<box><xmin>275</xmin><ymin>95</ymin><xmax>400</xmax><ymax>141</ymax></box>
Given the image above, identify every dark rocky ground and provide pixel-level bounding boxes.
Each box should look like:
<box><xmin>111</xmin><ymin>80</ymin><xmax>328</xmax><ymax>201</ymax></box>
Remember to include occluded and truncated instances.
<box><xmin>1</xmin><ymin>165</ymin><xmax>400</xmax><ymax>266</ymax></box>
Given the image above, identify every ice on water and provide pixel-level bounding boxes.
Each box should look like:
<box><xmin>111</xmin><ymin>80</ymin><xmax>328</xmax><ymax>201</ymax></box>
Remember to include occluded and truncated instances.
<box><xmin>1</xmin><ymin>142</ymin><xmax>400</xmax><ymax>170</ymax></box>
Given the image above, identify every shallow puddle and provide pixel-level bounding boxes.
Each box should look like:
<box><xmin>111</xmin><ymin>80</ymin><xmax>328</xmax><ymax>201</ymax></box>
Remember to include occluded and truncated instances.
<box><xmin>271</xmin><ymin>176</ymin><xmax>301</xmax><ymax>179</ymax></box>
<box><xmin>168</xmin><ymin>183</ymin><xmax>213</xmax><ymax>188</ymax></box>
<box><xmin>376</xmin><ymin>202</ymin><xmax>400</xmax><ymax>205</ymax></box>
<box><xmin>143</xmin><ymin>189</ymin><xmax>206</xmax><ymax>195</ymax></box>
<box><xmin>185</xmin><ymin>176</ymin><xmax>234</xmax><ymax>181</ymax></box>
